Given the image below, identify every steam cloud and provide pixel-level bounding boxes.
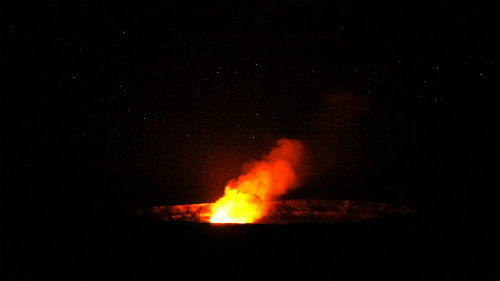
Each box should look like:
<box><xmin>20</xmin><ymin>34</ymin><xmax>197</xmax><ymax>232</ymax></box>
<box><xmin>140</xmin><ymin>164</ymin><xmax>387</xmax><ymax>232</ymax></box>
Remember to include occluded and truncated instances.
<box><xmin>229</xmin><ymin>138</ymin><xmax>306</xmax><ymax>201</ymax></box>
<box><xmin>210</xmin><ymin>138</ymin><xmax>306</xmax><ymax>223</ymax></box>
<box><xmin>210</xmin><ymin>91</ymin><xmax>370</xmax><ymax>223</ymax></box>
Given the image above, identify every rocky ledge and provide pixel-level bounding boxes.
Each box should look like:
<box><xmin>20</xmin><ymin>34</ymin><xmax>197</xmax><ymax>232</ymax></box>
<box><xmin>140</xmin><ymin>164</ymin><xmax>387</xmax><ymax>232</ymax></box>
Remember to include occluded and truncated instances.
<box><xmin>135</xmin><ymin>200</ymin><xmax>416</xmax><ymax>223</ymax></box>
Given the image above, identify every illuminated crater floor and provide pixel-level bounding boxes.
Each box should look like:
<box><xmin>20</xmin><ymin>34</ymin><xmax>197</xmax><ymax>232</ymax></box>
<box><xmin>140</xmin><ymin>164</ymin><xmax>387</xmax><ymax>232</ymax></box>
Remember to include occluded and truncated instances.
<box><xmin>136</xmin><ymin>200</ymin><xmax>416</xmax><ymax>223</ymax></box>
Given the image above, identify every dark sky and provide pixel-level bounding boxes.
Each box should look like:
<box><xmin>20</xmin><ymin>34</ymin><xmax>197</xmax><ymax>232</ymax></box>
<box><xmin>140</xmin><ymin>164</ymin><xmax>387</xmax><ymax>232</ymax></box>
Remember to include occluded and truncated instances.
<box><xmin>2</xmin><ymin>2</ymin><xmax>497</xmax><ymax>223</ymax></box>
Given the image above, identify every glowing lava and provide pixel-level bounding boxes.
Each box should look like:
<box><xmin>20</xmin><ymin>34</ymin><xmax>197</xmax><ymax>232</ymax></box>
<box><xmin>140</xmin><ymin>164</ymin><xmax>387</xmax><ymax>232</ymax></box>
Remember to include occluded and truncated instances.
<box><xmin>210</xmin><ymin>186</ymin><xmax>265</xmax><ymax>223</ymax></box>
<box><xmin>210</xmin><ymin>138</ymin><xmax>306</xmax><ymax>223</ymax></box>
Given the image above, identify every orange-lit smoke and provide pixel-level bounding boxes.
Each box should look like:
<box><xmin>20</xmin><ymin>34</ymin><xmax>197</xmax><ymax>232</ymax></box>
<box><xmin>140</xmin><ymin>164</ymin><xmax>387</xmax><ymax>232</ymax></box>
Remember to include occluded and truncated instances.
<box><xmin>210</xmin><ymin>138</ymin><xmax>306</xmax><ymax>223</ymax></box>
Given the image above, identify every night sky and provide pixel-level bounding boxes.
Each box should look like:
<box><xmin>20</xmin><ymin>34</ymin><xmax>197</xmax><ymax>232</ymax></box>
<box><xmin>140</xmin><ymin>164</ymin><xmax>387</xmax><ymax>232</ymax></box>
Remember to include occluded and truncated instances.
<box><xmin>2</xmin><ymin>2</ymin><xmax>497</xmax><ymax>226</ymax></box>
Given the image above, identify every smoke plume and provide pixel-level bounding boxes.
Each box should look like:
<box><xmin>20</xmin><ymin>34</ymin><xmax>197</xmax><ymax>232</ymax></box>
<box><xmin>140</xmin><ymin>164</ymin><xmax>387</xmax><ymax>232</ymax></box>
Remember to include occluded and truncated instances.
<box><xmin>210</xmin><ymin>138</ymin><xmax>306</xmax><ymax>223</ymax></box>
<box><xmin>210</xmin><ymin>90</ymin><xmax>370</xmax><ymax>223</ymax></box>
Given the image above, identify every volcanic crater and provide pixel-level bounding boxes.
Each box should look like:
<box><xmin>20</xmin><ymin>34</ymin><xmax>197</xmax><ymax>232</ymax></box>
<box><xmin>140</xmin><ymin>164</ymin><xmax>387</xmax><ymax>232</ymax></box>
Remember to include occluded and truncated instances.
<box><xmin>137</xmin><ymin>200</ymin><xmax>415</xmax><ymax>224</ymax></box>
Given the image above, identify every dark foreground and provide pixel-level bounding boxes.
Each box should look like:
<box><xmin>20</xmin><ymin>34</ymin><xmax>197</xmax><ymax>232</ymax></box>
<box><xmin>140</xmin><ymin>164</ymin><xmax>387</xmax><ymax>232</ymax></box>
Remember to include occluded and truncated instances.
<box><xmin>3</xmin><ymin>211</ymin><xmax>494</xmax><ymax>280</ymax></box>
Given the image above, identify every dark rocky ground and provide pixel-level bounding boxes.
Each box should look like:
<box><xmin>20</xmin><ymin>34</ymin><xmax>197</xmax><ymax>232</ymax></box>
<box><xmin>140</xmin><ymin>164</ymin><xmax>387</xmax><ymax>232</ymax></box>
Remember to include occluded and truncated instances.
<box><xmin>3</xmin><ymin>205</ymin><xmax>496</xmax><ymax>280</ymax></box>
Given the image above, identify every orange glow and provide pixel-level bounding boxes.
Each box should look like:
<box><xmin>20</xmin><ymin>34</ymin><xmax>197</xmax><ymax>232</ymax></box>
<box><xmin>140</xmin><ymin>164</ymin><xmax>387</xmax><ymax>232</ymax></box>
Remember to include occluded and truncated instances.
<box><xmin>210</xmin><ymin>138</ymin><xmax>305</xmax><ymax>223</ymax></box>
